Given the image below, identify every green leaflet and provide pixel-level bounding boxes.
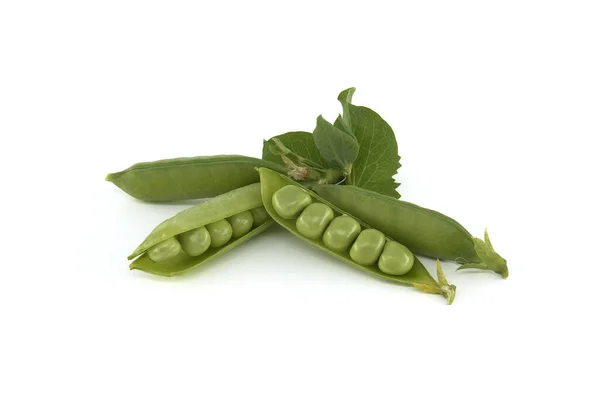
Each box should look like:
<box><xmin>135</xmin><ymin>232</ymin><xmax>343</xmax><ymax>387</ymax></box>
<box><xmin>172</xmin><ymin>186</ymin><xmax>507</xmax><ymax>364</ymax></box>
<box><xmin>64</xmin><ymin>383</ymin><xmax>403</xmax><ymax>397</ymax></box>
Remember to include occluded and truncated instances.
<box><xmin>312</xmin><ymin>115</ymin><xmax>359</xmax><ymax>173</ymax></box>
<box><xmin>262</xmin><ymin>88</ymin><xmax>402</xmax><ymax>197</ymax></box>
<box><xmin>336</xmin><ymin>87</ymin><xmax>355</xmax><ymax>133</ymax></box>
<box><xmin>261</xmin><ymin>131</ymin><xmax>344</xmax><ymax>184</ymax></box>
<box><xmin>262</xmin><ymin>131</ymin><xmax>326</xmax><ymax>169</ymax></box>
<box><xmin>336</xmin><ymin>88</ymin><xmax>402</xmax><ymax>198</ymax></box>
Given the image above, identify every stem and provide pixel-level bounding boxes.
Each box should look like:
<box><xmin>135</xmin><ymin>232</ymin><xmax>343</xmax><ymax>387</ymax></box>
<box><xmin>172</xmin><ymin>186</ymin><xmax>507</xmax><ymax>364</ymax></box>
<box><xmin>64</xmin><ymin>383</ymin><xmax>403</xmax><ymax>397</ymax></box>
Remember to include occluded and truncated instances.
<box><xmin>412</xmin><ymin>260</ymin><xmax>456</xmax><ymax>305</ymax></box>
<box><xmin>457</xmin><ymin>229</ymin><xmax>508</xmax><ymax>279</ymax></box>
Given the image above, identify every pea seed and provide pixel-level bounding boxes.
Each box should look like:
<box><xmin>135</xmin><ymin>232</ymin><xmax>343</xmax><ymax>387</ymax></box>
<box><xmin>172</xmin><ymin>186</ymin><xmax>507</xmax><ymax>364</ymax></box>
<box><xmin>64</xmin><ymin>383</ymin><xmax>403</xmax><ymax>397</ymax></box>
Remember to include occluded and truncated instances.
<box><xmin>250</xmin><ymin>206</ymin><xmax>270</xmax><ymax>227</ymax></box>
<box><xmin>227</xmin><ymin>210</ymin><xmax>254</xmax><ymax>238</ymax></box>
<box><xmin>147</xmin><ymin>237</ymin><xmax>182</xmax><ymax>262</ymax></box>
<box><xmin>272</xmin><ymin>185</ymin><xmax>312</xmax><ymax>219</ymax></box>
<box><xmin>206</xmin><ymin>219</ymin><xmax>233</xmax><ymax>247</ymax></box>
<box><xmin>349</xmin><ymin>229</ymin><xmax>385</xmax><ymax>266</ymax></box>
<box><xmin>378</xmin><ymin>241</ymin><xmax>414</xmax><ymax>275</ymax></box>
<box><xmin>322</xmin><ymin>215</ymin><xmax>361</xmax><ymax>252</ymax></box>
<box><xmin>178</xmin><ymin>226</ymin><xmax>211</xmax><ymax>256</ymax></box>
<box><xmin>296</xmin><ymin>203</ymin><xmax>334</xmax><ymax>240</ymax></box>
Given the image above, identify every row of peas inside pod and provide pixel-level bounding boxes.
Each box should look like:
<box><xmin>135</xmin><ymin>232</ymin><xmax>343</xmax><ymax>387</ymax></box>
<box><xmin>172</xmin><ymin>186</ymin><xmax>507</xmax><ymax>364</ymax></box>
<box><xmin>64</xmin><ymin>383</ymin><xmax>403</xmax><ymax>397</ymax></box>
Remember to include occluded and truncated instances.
<box><xmin>146</xmin><ymin>207</ymin><xmax>270</xmax><ymax>262</ymax></box>
<box><xmin>127</xmin><ymin>183</ymin><xmax>273</xmax><ymax>277</ymax></box>
<box><xmin>272</xmin><ymin>185</ymin><xmax>415</xmax><ymax>276</ymax></box>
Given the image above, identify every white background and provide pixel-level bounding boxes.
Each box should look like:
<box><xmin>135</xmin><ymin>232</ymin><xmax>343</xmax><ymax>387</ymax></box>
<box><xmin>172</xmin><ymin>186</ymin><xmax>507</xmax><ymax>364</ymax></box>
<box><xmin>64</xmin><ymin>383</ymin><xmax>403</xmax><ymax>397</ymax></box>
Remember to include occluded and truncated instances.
<box><xmin>1</xmin><ymin>1</ymin><xmax>599</xmax><ymax>398</ymax></box>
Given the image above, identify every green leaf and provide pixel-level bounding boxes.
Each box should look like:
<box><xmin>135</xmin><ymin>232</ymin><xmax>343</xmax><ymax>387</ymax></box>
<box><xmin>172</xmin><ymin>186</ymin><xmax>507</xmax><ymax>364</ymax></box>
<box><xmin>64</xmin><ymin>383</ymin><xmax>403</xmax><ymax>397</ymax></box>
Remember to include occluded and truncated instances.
<box><xmin>334</xmin><ymin>115</ymin><xmax>348</xmax><ymax>133</ymax></box>
<box><xmin>312</xmin><ymin>115</ymin><xmax>359</xmax><ymax>172</ymax></box>
<box><xmin>262</xmin><ymin>131</ymin><xmax>326</xmax><ymax>169</ymax></box>
<box><xmin>338</xmin><ymin>88</ymin><xmax>401</xmax><ymax>198</ymax></box>
<box><xmin>261</xmin><ymin>131</ymin><xmax>344</xmax><ymax>184</ymax></box>
<box><xmin>337</xmin><ymin>87</ymin><xmax>356</xmax><ymax>133</ymax></box>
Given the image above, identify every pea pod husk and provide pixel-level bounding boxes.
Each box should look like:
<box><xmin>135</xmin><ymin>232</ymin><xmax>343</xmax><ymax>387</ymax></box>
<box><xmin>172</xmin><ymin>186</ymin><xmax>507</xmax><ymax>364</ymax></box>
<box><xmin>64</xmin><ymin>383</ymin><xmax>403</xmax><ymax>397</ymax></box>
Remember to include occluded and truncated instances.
<box><xmin>258</xmin><ymin>168</ymin><xmax>456</xmax><ymax>304</ymax></box>
<box><xmin>107</xmin><ymin>155</ymin><xmax>288</xmax><ymax>202</ymax></box>
<box><xmin>313</xmin><ymin>184</ymin><xmax>508</xmax><ymax>278</ymax></box>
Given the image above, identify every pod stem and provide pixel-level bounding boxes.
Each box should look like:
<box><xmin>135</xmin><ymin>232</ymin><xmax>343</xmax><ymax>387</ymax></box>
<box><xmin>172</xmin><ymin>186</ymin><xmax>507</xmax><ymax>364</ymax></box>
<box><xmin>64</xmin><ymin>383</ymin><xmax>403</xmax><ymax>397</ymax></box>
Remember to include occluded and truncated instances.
<box><xmin>412</xmin><ymin>260</ymin><xmax>456</xmax><ymax>305</ymax></box>
<box><xmin>457</xmin><ymin>229</ymin><xmax>509</xmax><ymax>279</ymax></box>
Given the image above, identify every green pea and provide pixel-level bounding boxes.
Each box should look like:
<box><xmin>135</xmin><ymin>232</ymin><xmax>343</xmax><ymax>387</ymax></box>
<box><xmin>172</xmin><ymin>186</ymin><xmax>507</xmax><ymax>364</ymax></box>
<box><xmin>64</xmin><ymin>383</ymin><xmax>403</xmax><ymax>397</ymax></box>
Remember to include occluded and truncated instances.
<box><xmin>349</xmin><ymin>229</ymin><xmax>385</xmax><ymax>266</ymax></box>
<box><xmin>322</xmin><ymin>215</ymin><xmax>361</xmax><ymax>253</ymax></box>
<box><xmin>227</xmin><ymin>211</ymin><xmax>254</xmax><ymax>238</ymax></box>
<box><xmin>178</xmin><ymin>226</ymin><xmax>211</xmax><ymax>256</ymax></box>
<box><xmin>206</xmin><ymin>219</ymin><xmax>233</xmax><ymax>247</ymax></box>
<box><xmin>250</xmin><ymin>206</ymin><xmax>270</xmax><ymax>227</ymax></box>
<box><xmin>378</xmin><ymin>241</ymin><xmax>414</xmax><ymax>275</ymax></box>
<box><xmin>272</xmin><ymin>185</ymin><xmax>312</xmax><ymax>219</ymax></box>
<box><xmin>296</xmin><ymin>203</ymin><xmax>334</xmax><ymax>240</ymax></box>
<box><xmin>147</xmin><ymin>237</ymin><xmax>182</xmax><ymax>262</ymax></box>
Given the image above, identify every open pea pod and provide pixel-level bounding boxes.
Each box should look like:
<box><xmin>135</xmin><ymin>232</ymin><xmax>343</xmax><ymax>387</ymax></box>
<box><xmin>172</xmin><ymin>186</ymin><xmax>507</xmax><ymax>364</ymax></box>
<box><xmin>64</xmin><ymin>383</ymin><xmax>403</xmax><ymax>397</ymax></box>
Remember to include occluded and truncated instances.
<box><xmin>129</xmin><ymin>183</ymin><xmax>273</xmax><ymax>277</ymax></box>
<box><xmin>257</xmin><ymin>168</ymin><xmax>456</xmax><ymax>304</ymax></box>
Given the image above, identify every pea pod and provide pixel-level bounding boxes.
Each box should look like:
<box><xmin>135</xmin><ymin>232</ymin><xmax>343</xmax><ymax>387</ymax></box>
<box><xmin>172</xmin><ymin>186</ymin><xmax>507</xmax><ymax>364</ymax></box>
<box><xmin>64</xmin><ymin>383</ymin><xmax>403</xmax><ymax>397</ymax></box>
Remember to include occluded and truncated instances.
<box><xmin>129</xmin><ymin>183</ymin><xmax>272</xmax><ymax>276</ymax></box>
<box><xmin>258</xmin><ymin>168</ymin><xmax>456</xmax><ymax>304</ymax></box>
<box><xmin>313</xmin><ymin>184</ymin><xmax>508</xmax><ymax>278</ymax></box>
<box><xmin>107</xmin><ymin>155</ymin><xmax>288</xmax><ymax>202</ymax></box>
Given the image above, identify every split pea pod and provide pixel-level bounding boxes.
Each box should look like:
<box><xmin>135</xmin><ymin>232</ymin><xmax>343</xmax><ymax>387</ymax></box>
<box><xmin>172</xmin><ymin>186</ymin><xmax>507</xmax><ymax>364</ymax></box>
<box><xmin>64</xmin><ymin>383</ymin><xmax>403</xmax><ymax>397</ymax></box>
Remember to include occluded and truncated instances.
<box><xmin>106</xmin><ymin>155</ymin><xmax>287</xmax><ymax>202</ymax></box>
<box><xmin>128</xmin><ymin>183</ymin><xmax>272</xmax><ymax>276</ymax></box>
<box><xmin>313</xmin><ymin>184</ymin><xmax>508</xmax><ymax>278</ymax></box>
<box><xmin>258</xmin><ymin>168</ymin><xmax>456</xmax><ymax>303</ymax></box>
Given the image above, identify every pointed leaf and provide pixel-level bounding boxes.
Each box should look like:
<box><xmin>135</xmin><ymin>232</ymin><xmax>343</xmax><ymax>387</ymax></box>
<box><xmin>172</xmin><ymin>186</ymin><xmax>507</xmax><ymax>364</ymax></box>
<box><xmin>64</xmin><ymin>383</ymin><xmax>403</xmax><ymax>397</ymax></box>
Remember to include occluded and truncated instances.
<box><xmin>262</xmin><ymin>131</ymin><xmax>326</xmax><ymax>169</ymax></box>
<box><xmin>337</xmin><ymin>87</ymin><xmax>356</xmax><ymax>133</ymax></box>
<box><xmin>338</xmin><ymin>89</ymin><xmax>401</xmax><ymax>198</ymax></box>
<box><xmin>313</xmin><ymin>115</ymin><xmax>359</xmax><ymax>171</ymax></box>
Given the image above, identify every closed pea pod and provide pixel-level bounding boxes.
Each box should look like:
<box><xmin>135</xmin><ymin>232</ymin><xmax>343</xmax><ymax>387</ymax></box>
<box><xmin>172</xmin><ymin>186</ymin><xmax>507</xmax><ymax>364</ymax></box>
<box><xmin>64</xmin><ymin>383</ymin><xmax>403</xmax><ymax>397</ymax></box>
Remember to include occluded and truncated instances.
<box><xmin>128</xmin><ymin>183</ymin><xmax>273</xmax><ymax>276</ymax></box>
<box><xmin>106</xmin><ymin>155</ymin><xmax>288</xmax><ymax>202</ymax></box>
<box><xmin>258</xmin><ymin>168</ymin><xmax>455</xmax><ymax>304</ymax></box>
<box><xmin>313</xmin><ymin>184</ymin><xmax>508</xmax><ymax>278</ymax></box>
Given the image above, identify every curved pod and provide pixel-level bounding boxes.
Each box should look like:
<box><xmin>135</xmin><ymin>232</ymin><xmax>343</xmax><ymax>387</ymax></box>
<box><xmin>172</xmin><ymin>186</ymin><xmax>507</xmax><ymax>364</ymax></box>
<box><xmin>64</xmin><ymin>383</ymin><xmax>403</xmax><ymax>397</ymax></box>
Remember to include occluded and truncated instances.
<box><xmin>258</xmin><ymin>168</ymin><xmax>455</xmax><ymax>303</ymax></box>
